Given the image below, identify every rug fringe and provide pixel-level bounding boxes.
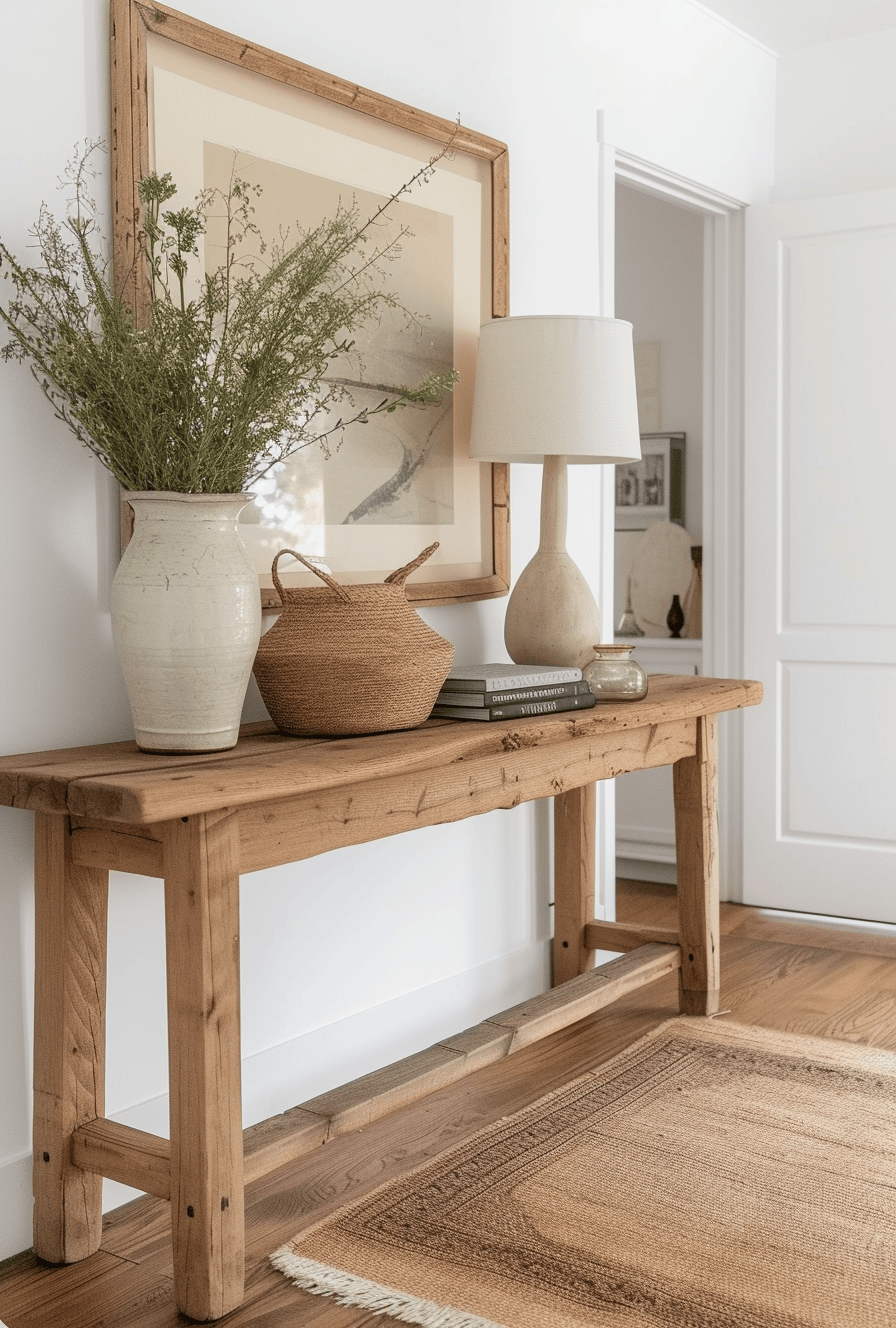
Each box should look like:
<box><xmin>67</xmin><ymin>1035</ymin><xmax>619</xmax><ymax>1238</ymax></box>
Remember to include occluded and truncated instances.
<box><xmin>270</xmin><ymin>1247</ymin><xmax>507</xmax><ymax>1328</ymax></box>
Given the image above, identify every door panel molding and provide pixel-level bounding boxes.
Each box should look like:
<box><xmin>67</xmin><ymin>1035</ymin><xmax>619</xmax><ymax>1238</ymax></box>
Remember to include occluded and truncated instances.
<box><xmin>744</xmin><ymin>188</ymin><xmax>896</xmax><ymax>922</ymax></box>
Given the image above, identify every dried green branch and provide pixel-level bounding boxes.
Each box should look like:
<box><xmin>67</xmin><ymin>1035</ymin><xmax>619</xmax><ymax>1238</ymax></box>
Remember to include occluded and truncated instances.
<box><xmin>0</xmin><ymin>141</ymin><xmax>458</xmax><ymax>493</ymax></box>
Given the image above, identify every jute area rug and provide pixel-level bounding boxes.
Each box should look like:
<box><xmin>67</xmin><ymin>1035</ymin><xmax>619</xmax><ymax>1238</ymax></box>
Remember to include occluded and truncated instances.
<box><xmin>271</xmin><ymin>1018</ymin><xmax>896</xmax><ymax>1328</ymax></box>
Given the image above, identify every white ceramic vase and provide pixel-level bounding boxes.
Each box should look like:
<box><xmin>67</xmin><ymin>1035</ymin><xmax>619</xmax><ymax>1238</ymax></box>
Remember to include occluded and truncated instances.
<box><xmin>112</xmin><ymin>493</ymin><xmax>262</xmax><ymax>753</ymax></box>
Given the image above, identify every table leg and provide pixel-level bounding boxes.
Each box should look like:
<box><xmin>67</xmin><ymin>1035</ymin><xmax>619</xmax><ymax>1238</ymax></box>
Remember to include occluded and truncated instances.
<box><xmin>552</xmin><ymin>783</ymin><xmax>596</xmax><ymax>985</ymax></box>
<box><xmin>673</xmin><ymin>714</ymin><xmax>721</xmax><ymax>1015</ymax></box>
<box><xmin>32</xmin><ymin>813</ymin><xmax>108</xmax><ymax>1264</ymax></box>
<box><xmin>163</xmin><ymin>810</ymin><xmax>245</xmax><ymax>1321</ymax></box>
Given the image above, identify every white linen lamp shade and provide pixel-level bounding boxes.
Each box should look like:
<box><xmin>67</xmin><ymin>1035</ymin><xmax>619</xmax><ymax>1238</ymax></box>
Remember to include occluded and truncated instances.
<box><xmin>468</xmin><ymin>316</ymin><xmax>641</xmax><ymax>666</ymax></box>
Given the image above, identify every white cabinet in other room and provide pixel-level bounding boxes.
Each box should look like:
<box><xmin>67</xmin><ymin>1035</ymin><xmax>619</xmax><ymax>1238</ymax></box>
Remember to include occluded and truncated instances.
<box><xmin>615</xmin><ymin>638</ymin><xmax>701</xmax><ymax>884</ymax></box>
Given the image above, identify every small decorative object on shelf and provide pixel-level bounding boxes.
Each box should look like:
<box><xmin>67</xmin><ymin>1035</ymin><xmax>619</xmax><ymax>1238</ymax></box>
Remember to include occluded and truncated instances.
<box><xmin>253</xmin><ymin>545</ymin><xmax>454</xmax><ymax>736</ymax></box>
<box><xmin>683</xmin><ymin>545</ymin><xmax>703</xmax><ymax>639</ymax></box>
<box><xmin>666</xmin><ymin>594</ymin><xmax>685</xmax><ymax>639</ymax></box>
<box><xmin>583</xmin><ymin>644</ymin><xmax>649</xmax><ymax>702</ymax></box>
<box><xmin>616</xmin><ymin>576</ymin><xmax>645</xmax><ymax>637</ymax></box>
<box><xmin>431</xmin><ymin>662</ymin><xmax>595</xmax><ymax>721</ymax></box>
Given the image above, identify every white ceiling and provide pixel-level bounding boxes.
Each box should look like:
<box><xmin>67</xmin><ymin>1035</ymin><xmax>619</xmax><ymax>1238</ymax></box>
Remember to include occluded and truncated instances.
<box><xmin>694</xmin><ymin>0</ymin><xmax>896</xmax><ymax>53</ymax></box>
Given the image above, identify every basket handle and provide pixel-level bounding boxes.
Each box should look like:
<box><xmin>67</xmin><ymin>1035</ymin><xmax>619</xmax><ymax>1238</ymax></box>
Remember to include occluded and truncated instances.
<box><xmin>384</xmin><ymin>542</ymin><xmax>440</xmax><ymax>587</ymax></box>
<box><xmin>271</xmin><ymin>549</ymin><xmax>352</xmax><ymax>604</ymax></box>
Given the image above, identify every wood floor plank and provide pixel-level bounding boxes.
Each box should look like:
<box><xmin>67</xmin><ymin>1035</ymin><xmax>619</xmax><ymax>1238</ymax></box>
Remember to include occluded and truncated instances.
<box><xmin>0</xmin><ymin>1250</ymin><xmax>174</xmax><ymax>1328</ymax></box>
<box><xmin>3</xmin><ymin>880</ymin><xmax>896</xmax><ymax>1328</ymax></box>
<box><xmin>805</xmin><ymin>986</ymin><xmax>896</xmax><ymax>1045</ymax></box>
<box><xmin>720</xmin><ymin>936</ymin><xmax>894</xmax><ymax>1031</ymax></box>
<box><xmin>723</xmin><ymin>908</ymin><xmax>896</xmax><ymax>958</ymax></box>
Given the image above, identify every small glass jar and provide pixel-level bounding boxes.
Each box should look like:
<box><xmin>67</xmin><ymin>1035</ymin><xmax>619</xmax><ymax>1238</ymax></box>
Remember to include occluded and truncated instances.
<box><xmin>583</xmin><ymin>644</ymin><xmax>648</xmax><ymax>702</ymax></box>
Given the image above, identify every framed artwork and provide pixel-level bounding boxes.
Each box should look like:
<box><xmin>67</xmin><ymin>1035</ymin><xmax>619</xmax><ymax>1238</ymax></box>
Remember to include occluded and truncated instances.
<box><xmin>615</xmin><ymin>432</ymin><xmax>685</xmax><ymax>531</ymax></box>
<box><xmin>111</xmin><ymin>0</ymin><xmax>509</xmax><ymax>607</ymax></box>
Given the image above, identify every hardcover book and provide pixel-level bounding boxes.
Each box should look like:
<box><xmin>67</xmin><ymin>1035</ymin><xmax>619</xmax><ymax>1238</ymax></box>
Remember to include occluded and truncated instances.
<box><xmin>432</xmin><ymin>692</ymin><xmax>597</xmax><ymax>722</ymax></box>
<box><xmin>440</xmin><ymin>663</ymin><xmax>583</xmax><ymax>693</ymax></box>
<box><xmin>436</xmin><ymin>681</ymin><xmax>592</xmax><ymax>708</ymax></box>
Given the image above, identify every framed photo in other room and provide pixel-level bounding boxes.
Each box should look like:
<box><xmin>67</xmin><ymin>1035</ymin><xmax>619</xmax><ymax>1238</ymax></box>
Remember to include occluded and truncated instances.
<box><xmin>615</xmin><ymin>432</ymin><xmax>685</xmax><ymax>530</ymax></box>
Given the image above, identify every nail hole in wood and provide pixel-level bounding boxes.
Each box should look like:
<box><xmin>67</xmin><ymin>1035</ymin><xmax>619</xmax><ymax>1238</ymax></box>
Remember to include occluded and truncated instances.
<box><xmin>42</xmin><ymin>1152</ymin><xmax>50</xmax><ymax>1163</ymax></box>
<box><xmin>562</xmin><ymin>941</ymin><xmax>569</xmax><ymax>948</ymax></box>
<box><xmin>181</xmin><ymin>816</ymin><xmax>189</xmax><ymax>822</ymax></box>
<box><xmin>688</xmin><ymin>953</ymin><xmax>694</xmax><ymax>961</ymax></box>
<box><xmin>187</xmin><ymin>1205</ymin><xmax>194</xmax><ymax>1218</ymax></box>
<box><xmin>221</xmin><ymin>1197</ymin><xmax>229</xmax><ymax>1211</ymax></box>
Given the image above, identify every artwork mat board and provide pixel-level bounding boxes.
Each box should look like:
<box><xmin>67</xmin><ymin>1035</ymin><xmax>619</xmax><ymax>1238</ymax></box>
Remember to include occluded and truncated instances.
<box><xmin>111</xmin><ymin>0</ymin><xmax>510</xmax><ymax>606</ymax></box>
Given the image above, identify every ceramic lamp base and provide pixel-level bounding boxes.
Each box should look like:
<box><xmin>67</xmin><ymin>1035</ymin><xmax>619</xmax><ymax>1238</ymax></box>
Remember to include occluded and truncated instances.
<box><xmin>503</xmin><ymin>455</ymin><xmax>602</xmax><ymax>669</ymax></box>
<box><xmin>504</xmin><ymin>550</ymin><xmax>601</xmax><ymax>668</ymax></box>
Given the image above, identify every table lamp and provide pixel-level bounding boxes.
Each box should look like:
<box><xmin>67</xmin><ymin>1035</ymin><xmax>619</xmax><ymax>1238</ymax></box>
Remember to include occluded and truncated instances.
<box><xmin>468</xmin><ymin>315</ymin><xmax>641</xmax><ymax>666</ymax></box>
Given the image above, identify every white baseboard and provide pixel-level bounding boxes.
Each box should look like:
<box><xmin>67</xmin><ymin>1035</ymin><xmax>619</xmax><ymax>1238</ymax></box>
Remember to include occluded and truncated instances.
<box><xmin>616</xmin><ymin>856</ymin><xmax>677</xmax><ymax>886</ymax></box>
<box><xmin>0</xmin><ymin>939</ymin><xmax>549</xmax><ymax>1257</ymax></box>
<box><xmin>753</xmin><ymin>907</ymin><xmax>896</xmax><ymax>936</ymax></box>
<box><xmin>615</xmin><ymin>834</ymin><xmax>676</xmax><ymax>865</ymax></box>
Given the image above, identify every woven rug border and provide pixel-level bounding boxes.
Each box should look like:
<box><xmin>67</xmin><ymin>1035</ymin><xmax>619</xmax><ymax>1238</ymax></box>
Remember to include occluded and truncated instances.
<box><xmin>270</xmin><ymin>1016</ymin><xmax>896</xmax><ymax>1328</ymax></box>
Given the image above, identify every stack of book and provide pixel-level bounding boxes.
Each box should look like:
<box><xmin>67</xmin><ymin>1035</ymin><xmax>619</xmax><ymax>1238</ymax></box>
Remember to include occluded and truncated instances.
<box><xmin>431</xmin><ymin>663</ymin><xmax>597</xmax><ymax>722</ymax></box>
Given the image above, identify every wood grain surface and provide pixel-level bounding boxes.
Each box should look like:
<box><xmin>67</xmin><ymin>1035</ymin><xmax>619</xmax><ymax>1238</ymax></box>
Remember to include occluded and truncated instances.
<box><xmin>31</xmin><ymin>815</ymin><xmax>109</xmax><ymax>1266</ymax></box>
<box><xmin>673</xmin><ymin>713</ymin><xmax>721</xmax><ymax>1014</ymax></box>
<box><xmin>0</xmin><ymin>676</ymin><xmax>762</xmax><ymax>824</ymax></box>
<box><xmin>553</xmin><ymin>783</ymin><xmax>597</xmax><ymax>983</ymax></box>
<box><xmin>69</xmin><ymin>946</ymin><xmax>680</xmax><ymax>1204</ymax></box>
<box><xmin>162</xmin><ymin>812</ymin><xmax>245</xmax><ymax>1320</ymax></box>
<box><xmin>5</xmin><ymin>675</ymin><xmax>761</xmax><ymax>1320</ymax></box>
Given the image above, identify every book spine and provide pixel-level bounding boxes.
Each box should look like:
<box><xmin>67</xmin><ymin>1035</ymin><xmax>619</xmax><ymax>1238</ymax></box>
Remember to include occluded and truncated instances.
<box><xmin>443</xmin><ymin>668</ymin><xmax>583</xmax><ymax>691</ymax></box>
<box><xmin>430</xmin><ymin>705</ymin><xmax>493</xmax><ymax>720</ymax></box>
<box><xmin>437</xmin><ymin>681</ymin><xmax>591</xmax><ymax>708</ymax></box>
<box><xmin>489</xmin><ymin>693</ymin><xmax>596</xmax><ymax>720</ymax></box>
<box><xmin>432</xmin><ymin>693</ymin><xmax>597</xmax><ymax>722</ymax></box>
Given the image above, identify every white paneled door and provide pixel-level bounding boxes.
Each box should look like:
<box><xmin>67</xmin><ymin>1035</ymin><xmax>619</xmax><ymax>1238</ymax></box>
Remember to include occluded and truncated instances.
<box><xmin>743</xmin><ymin>189</ymin><xmax>896</xmax><ymax>922</ymax></box>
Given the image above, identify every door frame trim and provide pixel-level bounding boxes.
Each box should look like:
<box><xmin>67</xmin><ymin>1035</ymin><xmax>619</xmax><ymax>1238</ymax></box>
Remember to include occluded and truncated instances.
<box><xmin>614</xmin><ymin>149</ymin><xmax>747</xmax><ymax>899</ymax></box>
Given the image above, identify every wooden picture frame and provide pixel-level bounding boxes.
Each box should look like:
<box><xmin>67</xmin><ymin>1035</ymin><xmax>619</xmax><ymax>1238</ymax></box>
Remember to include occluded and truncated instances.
<box><xmin>614</xmin><ymin>432</ymin><xmax>685</xmax><ymax>531</ymax></box>
<box><xmin>111</xmin><ymin>0</ymin><xmax>509</xmax><ymax>607</ymax></box>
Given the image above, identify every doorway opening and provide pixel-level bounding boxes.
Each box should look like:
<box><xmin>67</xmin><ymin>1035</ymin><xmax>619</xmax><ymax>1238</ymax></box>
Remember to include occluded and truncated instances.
<box><xmin>614</xmin><ymin>182</ymin><xmax>706</xmax><ymax>884</ymax></box>
<box><xmin>609</xmin><ymin>153</ymin><xmax>745</xmax><ymax>899</ymax></box>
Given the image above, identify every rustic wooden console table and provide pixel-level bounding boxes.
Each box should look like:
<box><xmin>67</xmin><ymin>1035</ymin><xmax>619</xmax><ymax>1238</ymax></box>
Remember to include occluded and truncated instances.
<box><xmin>0</xmin><ymin>673</ymin><xmax>761</xmax><ymax>1320</ymax></box>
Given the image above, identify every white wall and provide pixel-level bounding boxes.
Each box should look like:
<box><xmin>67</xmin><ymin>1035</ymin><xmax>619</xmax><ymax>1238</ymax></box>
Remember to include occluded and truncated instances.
<box><xmin>580</xmin><ymin>1</ymin><xmax>776</xmax><ymax>203</ymax></box>
<box><xmin>775</xmin><ymin>27</ymin><xmax>896</xmax><ymax>201</ymax></box>
<box><xmin>0</xmin><ymin>0</ymin><xmax>775</xmax><ymax>1259</ymax></box>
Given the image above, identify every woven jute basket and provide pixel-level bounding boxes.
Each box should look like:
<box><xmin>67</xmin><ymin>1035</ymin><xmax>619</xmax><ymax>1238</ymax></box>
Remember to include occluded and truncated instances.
<box><xmin>253</xmin><ymin>544</ymin><xmax>455</xmax><ymax>737</ymax></box>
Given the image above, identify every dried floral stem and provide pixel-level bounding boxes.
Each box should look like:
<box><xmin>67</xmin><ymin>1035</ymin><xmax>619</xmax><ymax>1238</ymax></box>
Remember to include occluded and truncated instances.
<box><xmin>0</xmin><ymin>139</ymin><xmax>458</xmax><ymax>493</ymax></box>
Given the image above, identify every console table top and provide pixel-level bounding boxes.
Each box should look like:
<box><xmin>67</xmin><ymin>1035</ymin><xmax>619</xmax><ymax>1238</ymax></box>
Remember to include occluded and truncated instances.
<box><xmin>0</xmin><ymin>674</ymin><xmax>761</xmax><ymax>825</ymax></box>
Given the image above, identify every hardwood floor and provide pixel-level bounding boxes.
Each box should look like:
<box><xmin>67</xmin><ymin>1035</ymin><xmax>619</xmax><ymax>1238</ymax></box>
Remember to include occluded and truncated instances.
<box><xmin>2</xmin><ymin>879</ymin><xmax>895</xmax><ymax>1328</ymax></box>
